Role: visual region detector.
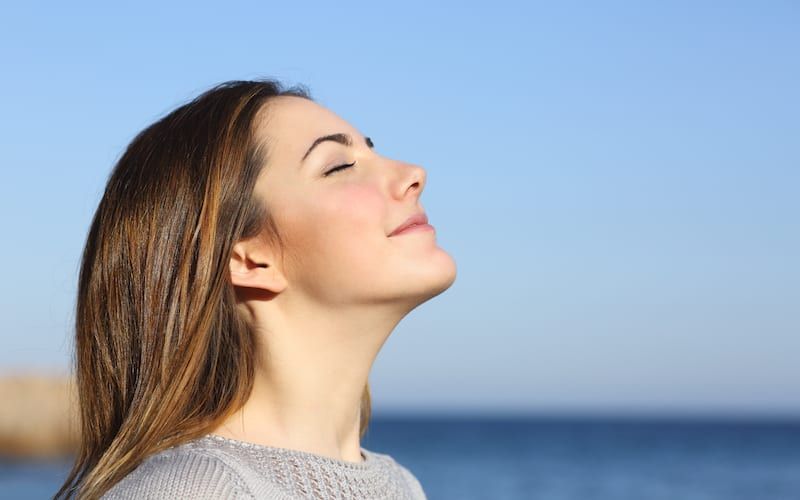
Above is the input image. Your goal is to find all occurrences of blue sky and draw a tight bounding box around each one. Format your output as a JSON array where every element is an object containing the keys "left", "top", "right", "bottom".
[{"left": 1, "top": 1, "right": 797, "bottom": 417}]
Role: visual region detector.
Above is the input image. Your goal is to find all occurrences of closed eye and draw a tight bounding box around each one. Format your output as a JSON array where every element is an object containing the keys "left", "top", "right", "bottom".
[{"left": 324, "top": 161, "right": 356, "bottom": 177}]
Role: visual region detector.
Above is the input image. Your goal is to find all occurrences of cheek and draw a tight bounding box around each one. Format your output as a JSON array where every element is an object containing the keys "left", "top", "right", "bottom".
[
  {"left": 321, "top": 184, "right": 385, "bottom": 234},
  {"left": 283, "top": 184, "right": 390, "bottom": 297},
  {"left": 283, "top": 184, "right": 387, "bottom": 266}
]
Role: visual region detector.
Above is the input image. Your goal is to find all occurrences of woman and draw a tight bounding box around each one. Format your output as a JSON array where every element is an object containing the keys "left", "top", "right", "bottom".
[{"left": 55, "top": 79, "right": 457, "bottom": 499}]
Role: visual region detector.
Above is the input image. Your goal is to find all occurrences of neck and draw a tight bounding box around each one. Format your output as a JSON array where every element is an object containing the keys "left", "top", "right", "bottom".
[{"left": 211, "top": 297, "right": 409, "bottom": 463}]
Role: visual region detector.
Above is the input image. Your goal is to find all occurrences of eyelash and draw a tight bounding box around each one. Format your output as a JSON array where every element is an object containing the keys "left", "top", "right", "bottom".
[
  {"left": 322, "top": 137, "right": 374, "bottom": 177},
  {"left": 324, "top": 161, "right": 356, "bottom": 177}
]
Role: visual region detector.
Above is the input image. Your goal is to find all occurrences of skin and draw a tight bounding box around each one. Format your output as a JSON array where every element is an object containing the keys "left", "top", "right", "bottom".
[{"left": 210, "top": 96, "right": 457, "bottom": 463}]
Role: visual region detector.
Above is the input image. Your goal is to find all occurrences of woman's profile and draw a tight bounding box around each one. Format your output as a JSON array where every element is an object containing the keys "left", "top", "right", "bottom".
[{"left": 54, "top": 79, "right": 457, "bottom": 499}]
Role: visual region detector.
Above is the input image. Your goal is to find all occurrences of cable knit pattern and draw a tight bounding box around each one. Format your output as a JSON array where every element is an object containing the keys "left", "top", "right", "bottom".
[{"left": 102, "top": 434, "right": 427, "bottom": 499}]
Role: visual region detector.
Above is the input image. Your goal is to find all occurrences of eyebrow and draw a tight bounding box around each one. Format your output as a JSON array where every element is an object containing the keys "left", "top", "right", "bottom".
[{"left": 301, "top": 133, "right": 374, "bottom": 162}]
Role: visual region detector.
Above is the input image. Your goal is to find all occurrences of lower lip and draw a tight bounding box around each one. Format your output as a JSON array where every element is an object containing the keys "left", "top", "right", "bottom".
[{"left": 390, "top": 223, "right": 435, "bottom": 236}]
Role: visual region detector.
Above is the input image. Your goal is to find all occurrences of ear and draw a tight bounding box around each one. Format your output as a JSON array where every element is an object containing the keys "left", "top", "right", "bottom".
[{"left": 229, "top": 239, "right": 288, "bottom": 293}]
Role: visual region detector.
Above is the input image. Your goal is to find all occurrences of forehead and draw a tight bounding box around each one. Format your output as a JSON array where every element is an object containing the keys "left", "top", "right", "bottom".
[{"left": 256, "top": 96, "right": 355, "bottom": 158}]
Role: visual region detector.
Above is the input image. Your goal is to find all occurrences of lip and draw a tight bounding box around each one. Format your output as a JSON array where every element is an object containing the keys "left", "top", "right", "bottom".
[{"left": 389, "top": 213, "right": 431, "bottom": 237}]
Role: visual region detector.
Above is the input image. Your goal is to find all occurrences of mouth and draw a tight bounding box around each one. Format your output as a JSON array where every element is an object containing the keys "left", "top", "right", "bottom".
[{"left": 389, "top": 212, "right": 432, "bottom": 237}]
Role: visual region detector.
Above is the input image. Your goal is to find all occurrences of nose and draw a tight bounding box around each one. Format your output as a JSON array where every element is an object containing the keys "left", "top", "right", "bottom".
[{"left": 391, "top": 160, "right": 427, "bottom": 201}]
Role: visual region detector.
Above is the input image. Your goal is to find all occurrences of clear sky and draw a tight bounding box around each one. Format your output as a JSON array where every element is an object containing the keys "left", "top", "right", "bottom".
[{"left": 1, "top": 1, "right": 797, "bottom": 417}]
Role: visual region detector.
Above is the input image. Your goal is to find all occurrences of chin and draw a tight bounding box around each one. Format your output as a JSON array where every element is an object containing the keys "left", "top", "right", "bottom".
[{"left": 410, "top": 254, "right": 458, "bottom": 301}]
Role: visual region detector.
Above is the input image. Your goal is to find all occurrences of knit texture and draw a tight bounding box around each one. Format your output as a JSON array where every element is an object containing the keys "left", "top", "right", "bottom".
[{"left": 101, "top": 434, "right": 427, "bottom": 499}]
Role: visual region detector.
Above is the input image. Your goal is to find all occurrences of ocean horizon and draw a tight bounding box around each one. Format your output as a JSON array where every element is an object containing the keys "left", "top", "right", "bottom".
[{"left": 3, "top": 414, "right": 799, "bottom": 499}]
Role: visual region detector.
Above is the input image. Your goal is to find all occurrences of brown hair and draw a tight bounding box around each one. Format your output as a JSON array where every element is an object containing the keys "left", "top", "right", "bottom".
[{"left": 55, "top": 79, "right": 372, "bottom": 499}]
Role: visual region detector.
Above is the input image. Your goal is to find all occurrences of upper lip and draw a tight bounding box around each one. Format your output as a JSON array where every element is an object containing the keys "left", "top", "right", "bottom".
[{"left": 389, "top": 212, "right": 429, "bottom": 236}]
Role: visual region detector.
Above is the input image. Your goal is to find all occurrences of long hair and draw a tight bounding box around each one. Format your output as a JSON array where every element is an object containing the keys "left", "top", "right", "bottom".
[{"left": 55, "top": 79, "right": 373, "bottom": 499}]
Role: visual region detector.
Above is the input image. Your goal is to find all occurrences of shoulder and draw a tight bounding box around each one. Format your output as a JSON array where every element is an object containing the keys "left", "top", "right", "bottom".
[
  {"left": 395, "top": 462, "right": 427, "bottom": 499},
  {"left": 366, "top": 449, "right": 428, "bottom": 500},
  {"left": 101, "top": 445, "right": 255, "bottom": 500}
]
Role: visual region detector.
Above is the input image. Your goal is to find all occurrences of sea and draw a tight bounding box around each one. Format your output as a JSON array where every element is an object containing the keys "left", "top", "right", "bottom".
[{"left": 2, "top": 416, "right": 799, "bottom": 499}]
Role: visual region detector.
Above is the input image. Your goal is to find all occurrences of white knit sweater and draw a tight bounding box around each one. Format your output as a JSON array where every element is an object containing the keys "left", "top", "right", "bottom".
[{"left": 101, "top": 434, "right": 427, "bottom": 499}]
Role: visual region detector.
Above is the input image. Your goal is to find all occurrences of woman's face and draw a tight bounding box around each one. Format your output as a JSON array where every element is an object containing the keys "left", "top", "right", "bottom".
[{"left": 251, "top": 96, "right": 456, "bottom": 310}]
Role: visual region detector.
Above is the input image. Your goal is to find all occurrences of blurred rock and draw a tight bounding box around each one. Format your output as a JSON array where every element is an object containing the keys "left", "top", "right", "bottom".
[{"left": 0, "top": 372, "right": 79, "bottom": 459}]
